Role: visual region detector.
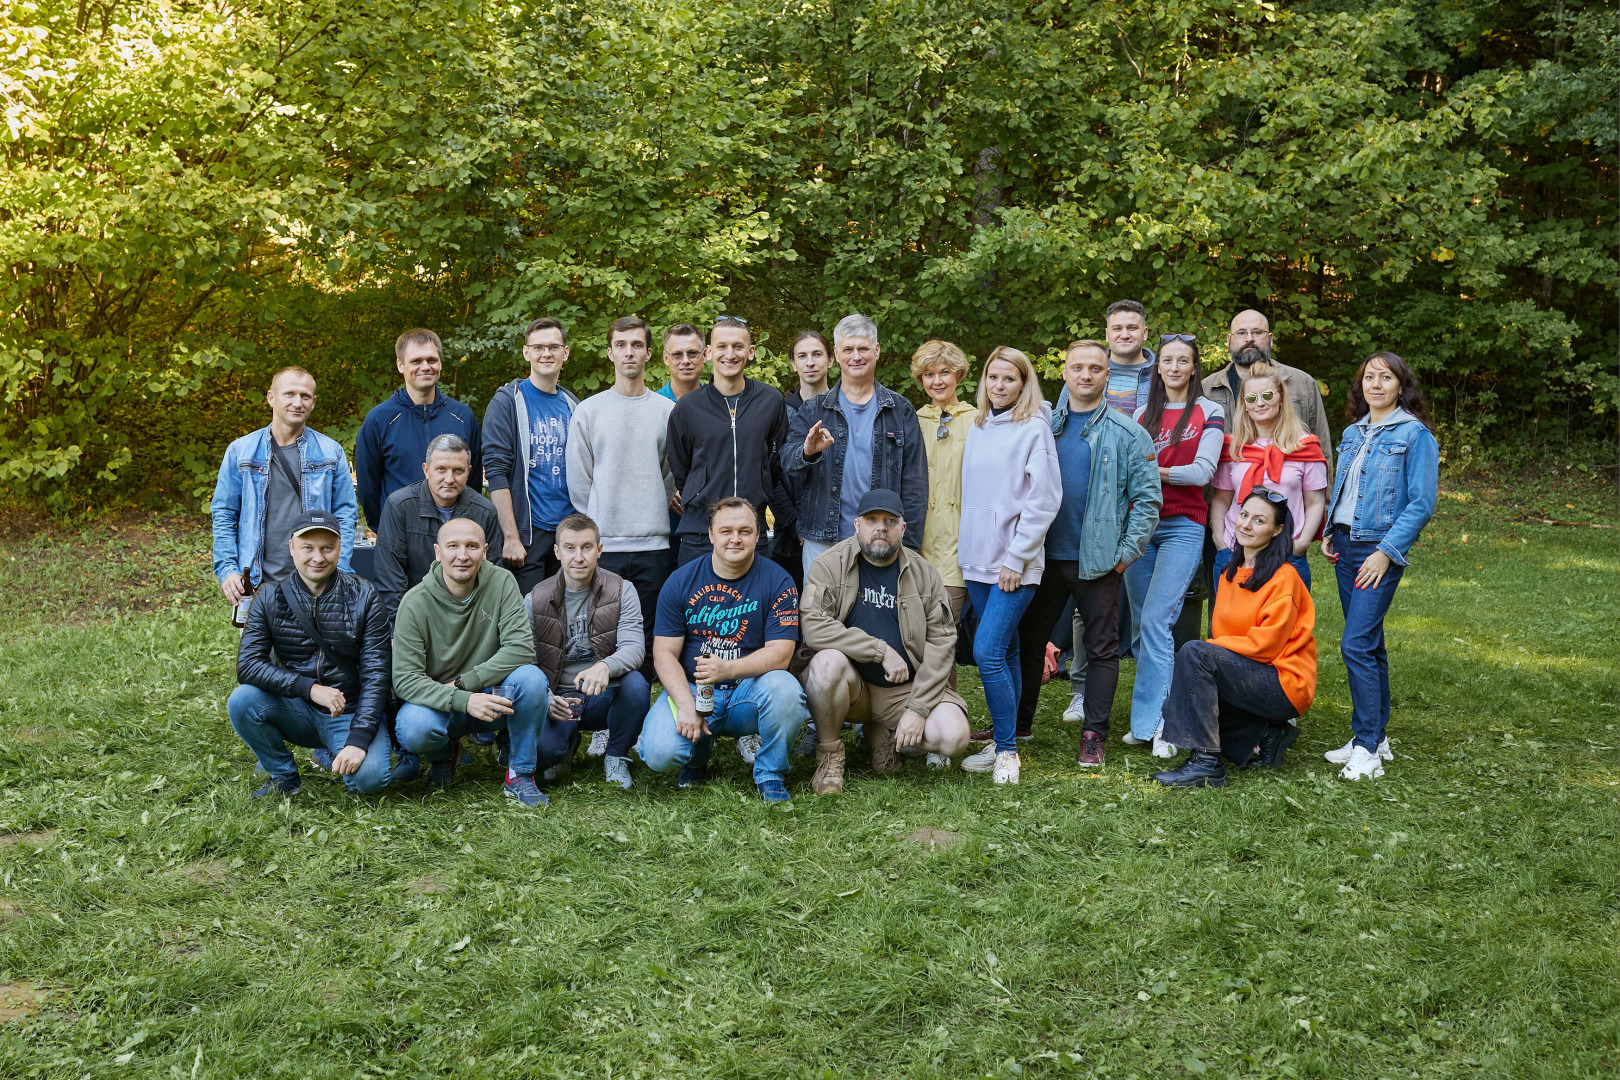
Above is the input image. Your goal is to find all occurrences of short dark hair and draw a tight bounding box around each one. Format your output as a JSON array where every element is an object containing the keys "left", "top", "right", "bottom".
[
  {"left": 663, "top": 323, "right": 704, "bottom": 350},
  {"left": 555, "top": 513, "right": 600, "bottom": 541},
  {"left": 394, "top": 328, "right": 442, "bottom": 362},
  {"left": 524, "top": 317, "right": 567, "bottom": 345},
  {"left": 608, "top": 316, "right": 651, "bottom": 349},
  {"left": 1106, "top": 299, "right": 1146, "bottom": 321},
  {"left": 707, "top": 496, "right": 757, "bottom": 526}
]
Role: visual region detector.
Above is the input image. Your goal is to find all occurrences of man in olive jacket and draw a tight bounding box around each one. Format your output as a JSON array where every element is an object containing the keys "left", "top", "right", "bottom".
[{"left": 799, "top": 489, "right": 970, "bottom": 794}]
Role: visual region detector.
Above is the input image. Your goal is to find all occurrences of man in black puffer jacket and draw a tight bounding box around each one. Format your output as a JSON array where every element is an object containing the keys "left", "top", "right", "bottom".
[{"left": 228, "top": 510, "right": 393, "bottom": 798}]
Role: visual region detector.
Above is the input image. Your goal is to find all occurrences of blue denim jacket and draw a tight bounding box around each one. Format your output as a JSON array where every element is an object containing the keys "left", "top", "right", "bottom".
[
  {"left": 210, "top": 426, "right": 357, "bottom": 586},
  {"left": 1324, "top": 412, "right": 1439, "bottom": 566},
  {"left": 1050, "top": 393, "right": 1162, "bottom": 580}
]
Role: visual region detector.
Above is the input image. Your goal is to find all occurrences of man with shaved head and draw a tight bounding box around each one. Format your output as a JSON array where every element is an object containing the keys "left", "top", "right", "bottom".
[
  {"left": 391, "top": 516, "right": 551, "bottom": 807},
  {"left": 1205, "top": 310, "right": 1333, "bottom": 469}
]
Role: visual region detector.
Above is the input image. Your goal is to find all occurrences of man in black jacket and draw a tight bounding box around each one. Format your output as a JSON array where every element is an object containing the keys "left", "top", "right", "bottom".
[
  {"left": 374, "top": 434, "right": 502, "bottom": 621},
  {"left": 665, "top": 315, "right": 795, "bottom": 566},
  {"left": 227, "top": 510, "right": 393, "bottom": 798}
]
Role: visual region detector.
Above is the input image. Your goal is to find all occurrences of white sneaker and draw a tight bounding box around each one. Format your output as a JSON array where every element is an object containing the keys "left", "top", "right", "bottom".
[
  {"left": 586, "top": 729, "right": 609, "bottom": 757},
  {"left": 1339, "top": 745, "right": 1385, "bottom": 781},
  {"left": 1152, "top": 733, "right": 1177, "bottom": 759},
  {"left": 993, "top": 751, "right": 1021, "bottom": 784},
  {"left": 737, "top": 733, "right": 762, "bottom": 765},
  {"left": 1062, "top": 692, "right": 1086, "bottom": 722},
  {"left": 1324, "top": 737, "right": 1392, "bottom": 765},
  {"left": 1121, "top": 732, "right": 1148, "bottom": 746},
  {"left": 960, "top": 745, "right": 997, "bottom": 773},
  {"left": 926, "top": 752, "right": 951, "bottom": 771}
]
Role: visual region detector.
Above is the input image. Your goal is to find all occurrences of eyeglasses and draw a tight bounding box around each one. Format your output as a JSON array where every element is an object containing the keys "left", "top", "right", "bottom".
[
  {"left": 1231, "top": 329, "right": 1270, "bottom": 341},
  {"left": 714, "top": 315, "right": 749, "bottom": 327},
  {"left": 524, "top": 343, "right": 566, "bottom": 356},
  {"left": 1160, "top": 333, "right": 1196, "bottom": 344},
  {"left": 1243, "top": 390, "right": 1278, "bottom": 404},
  {"left": 1248, "top": 486, "right": 1289, "bottom": 506}
]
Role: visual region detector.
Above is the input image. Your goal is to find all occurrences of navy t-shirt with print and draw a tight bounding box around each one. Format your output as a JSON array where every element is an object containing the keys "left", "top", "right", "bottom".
[
  {"left": 517, "top": 379, "right": 575, "bottom": 531},
  {"left": 653, "top": 555, "right": 800, "bottom": 684},
  {"left": 849, "top": 556, "right": 910, "bottom": 686}
]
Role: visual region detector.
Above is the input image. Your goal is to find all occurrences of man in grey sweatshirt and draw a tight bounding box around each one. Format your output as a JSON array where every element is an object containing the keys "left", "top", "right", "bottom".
[{"left": 566, "top": 315, "right": 677, "bottom": 683}]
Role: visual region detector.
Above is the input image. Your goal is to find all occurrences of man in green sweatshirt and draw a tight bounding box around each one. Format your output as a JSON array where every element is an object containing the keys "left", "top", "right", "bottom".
[{"left": 392, "top": 517, "right": 550, "bottom": 807}]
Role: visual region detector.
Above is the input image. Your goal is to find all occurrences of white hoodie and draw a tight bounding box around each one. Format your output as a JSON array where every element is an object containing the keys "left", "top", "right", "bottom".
[{"left": 957, "top": 404, "right": 1063, "bottom": 586}]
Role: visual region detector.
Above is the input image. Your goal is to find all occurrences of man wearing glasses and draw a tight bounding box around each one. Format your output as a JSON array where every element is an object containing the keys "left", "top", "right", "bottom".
[
  {"left": 483, "top": 316, "right": 581, "bottom": 593},
  {"left": 1205, "top": 309, "right": 1334, "bottom": 470}
]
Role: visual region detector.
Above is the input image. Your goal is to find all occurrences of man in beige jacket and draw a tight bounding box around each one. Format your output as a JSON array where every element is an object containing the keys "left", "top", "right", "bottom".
[{"left": 799, "top": 489, "right": 972, "bottom": 794}]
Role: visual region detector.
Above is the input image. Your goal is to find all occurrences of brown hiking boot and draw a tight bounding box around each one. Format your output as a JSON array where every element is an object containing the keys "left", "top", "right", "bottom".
[
  {"left": 868, "top": 723, "right": 899, "bottom": 774},
  {"left": 812, "top": 742, "right": 846, "bottom": 794}
]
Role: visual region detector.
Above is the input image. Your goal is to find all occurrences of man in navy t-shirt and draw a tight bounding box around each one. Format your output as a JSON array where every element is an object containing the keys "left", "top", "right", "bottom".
[{"left": 637, "top": 497, "right": 806, "bottom": 802}]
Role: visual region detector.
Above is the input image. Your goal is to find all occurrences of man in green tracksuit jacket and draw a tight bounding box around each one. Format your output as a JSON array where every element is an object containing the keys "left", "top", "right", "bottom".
[{"left": 392, "top": 517, "right": 551, "bottom": 807}]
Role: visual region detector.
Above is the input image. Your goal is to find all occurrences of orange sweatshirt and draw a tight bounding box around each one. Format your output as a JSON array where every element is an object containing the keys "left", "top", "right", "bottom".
[{"left": 1210, "top": 562, "right": 1317, "bottom": 715}]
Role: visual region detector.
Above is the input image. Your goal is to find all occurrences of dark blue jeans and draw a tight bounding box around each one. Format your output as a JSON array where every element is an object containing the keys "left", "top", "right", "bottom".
[
  {"left": 1161, "top": 640, "right": 1297, "bottom": 761},
  {"left": 965, "top": 580, "right": 1037, "bottom": 753},
  {"left": 1331, "top": 526, "right": 1407, "bottom": 753},
  {"left": 537, "top": 671, "right": 652, "bottom": 768}
]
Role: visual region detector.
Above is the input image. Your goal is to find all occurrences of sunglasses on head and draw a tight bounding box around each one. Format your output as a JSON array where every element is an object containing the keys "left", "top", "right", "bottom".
[
  {"left": 1160, "top": 333, "right": 1197, "bottom": 344},
  {"left": 714, "top": 314, "right": 749, "bottom": 327},
  {"left": 1248, "top": 486, "right": 1289, "bottom": 506},
  {"left": 1243, "top": 389, "right": 1278, "bottom": 404}
]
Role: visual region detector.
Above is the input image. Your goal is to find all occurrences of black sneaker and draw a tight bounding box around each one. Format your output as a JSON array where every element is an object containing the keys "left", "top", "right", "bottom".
[
  {"left": 1153, "top": 750, "right": 1229, "bottom": 788},
  {"left": 470, "top": 730, "right": 497, "bottom": 746},
  {"left": 496, "top": 729, "right": 511, "bottom": 770},
  {"left": 1255, "top": 724, "right": 1300, "bottom": 770},
  {"left": 310, "top": 748, "right": 336, "bottom": 772},
  {"left": 427, "top": 738, "right": 461, "bottom": 791},
  {"left": 251, "top": 774, "right": 302, "bottom": 800},
  {"left": 678, "top": 764, "right": 709, "bottom": 789},
  {"left": 391, "top": 753, "right": 422, "bottom": 784}
]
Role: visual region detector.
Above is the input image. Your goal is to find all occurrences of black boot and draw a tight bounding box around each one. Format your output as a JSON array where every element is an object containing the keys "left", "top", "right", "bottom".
[
  {"left": 1154, "top": 749, "right": 1228, "bottom": 788},
  {"left": 1254, "top": 724, "right": 1299, "bottom": 769}
]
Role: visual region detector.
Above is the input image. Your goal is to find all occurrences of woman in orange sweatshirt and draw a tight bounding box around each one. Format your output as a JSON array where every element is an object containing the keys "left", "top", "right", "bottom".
[{"left": 1153, "top": 488, "right": 1316, "bottom": 788}]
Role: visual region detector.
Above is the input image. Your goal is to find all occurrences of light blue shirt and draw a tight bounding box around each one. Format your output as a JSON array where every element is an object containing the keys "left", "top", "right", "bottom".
[{"left": 837, "top": 387, "right": 878, "bottom": 538}]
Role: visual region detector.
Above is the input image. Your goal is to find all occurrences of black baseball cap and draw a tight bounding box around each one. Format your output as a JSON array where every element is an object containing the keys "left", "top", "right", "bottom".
[
  {"left": 290, "top": 510, "right": 342, "bottom": 538},
  {"left": 855, "top": 488, "right": 905, "bottom": 520}
]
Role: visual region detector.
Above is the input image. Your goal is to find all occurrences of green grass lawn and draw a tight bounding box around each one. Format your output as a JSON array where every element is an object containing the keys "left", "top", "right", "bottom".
[{"left": 0, "top": 475, "right": 1615, "bottom": 1078}]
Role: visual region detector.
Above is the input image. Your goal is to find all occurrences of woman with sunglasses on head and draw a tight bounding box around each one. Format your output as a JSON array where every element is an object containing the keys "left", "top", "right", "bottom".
[
  {"left": 1320, "top": 351, "right": 1439, "bottom": 781},
  {"left": 957, "top": 346, "right": 1062, "bottom": 784},
  {"left": 911, "top": 341, "right": 977, "bottom": 626},
  {"left": 1152, "top": 488, "right": 1315, "bottom": 787},
  {"left": 1123, "top": 334, "right": 1226, "bottom": 758},
  {"left": 1210, "top": 363, "right": 1327, "bottom": 587}
]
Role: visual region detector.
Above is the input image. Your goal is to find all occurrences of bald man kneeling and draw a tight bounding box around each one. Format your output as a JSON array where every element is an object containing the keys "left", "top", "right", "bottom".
[{"left": 392, "top": 518, "right": 551, "bottom": 807}]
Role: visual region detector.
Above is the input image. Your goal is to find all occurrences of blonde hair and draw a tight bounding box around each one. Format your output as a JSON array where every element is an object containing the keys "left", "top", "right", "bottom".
[
  {"left": 1228, "top": 363, "right": 1307, "bottom": 456},
  {"left": 974, "top": 346, "right": 1044, "bottom": 426},
  {"left": 1066, "top": 338, "right": 1108, "bottom": 358},
  {"left": 910, "top": 339, "right": 969, "bottom": 383}
]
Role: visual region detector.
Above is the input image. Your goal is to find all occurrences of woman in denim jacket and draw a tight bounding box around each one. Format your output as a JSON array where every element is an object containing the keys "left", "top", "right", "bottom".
[{"left": 1320, "top": 352, "right": 1439, "bottom": 781}]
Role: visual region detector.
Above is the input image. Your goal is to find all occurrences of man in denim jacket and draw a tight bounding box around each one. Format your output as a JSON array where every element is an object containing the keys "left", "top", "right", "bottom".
[{"left": 212, "top": 367, "right": 357, "bottom": 609}]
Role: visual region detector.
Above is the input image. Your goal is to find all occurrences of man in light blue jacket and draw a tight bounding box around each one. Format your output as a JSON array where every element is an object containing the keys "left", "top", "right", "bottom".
[
  {"left": 212, "top": 367, "right": 357, "bottom": 612},
  {"left": 1014, "top": 341, "right": 1161, "bottom": 767}
]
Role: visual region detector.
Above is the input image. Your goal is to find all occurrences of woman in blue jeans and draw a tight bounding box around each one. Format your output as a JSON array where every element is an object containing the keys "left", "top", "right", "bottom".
[
  {"left": 1124, "top": 336, "right": 1226, "bottom": 757},
  {"left": 1320, "top": 352, "right": 1439, "bottom": 781},
  {"left": 956, "top": 347, "right": 1062, "bottom": 784}
]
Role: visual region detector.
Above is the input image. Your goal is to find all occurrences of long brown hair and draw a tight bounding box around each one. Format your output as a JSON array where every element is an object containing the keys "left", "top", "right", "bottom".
[
  {"left": 1347, "top": 351, "right": 1433, "bottom": 428},
  {"left": 1140, "top": 338, "right": 1207, "bottom": 446}
]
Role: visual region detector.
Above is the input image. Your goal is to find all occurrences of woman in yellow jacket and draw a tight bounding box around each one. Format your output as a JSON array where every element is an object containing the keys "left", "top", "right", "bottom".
[{"left": 912, "top": 340, "right": 977, "bottom": 623}]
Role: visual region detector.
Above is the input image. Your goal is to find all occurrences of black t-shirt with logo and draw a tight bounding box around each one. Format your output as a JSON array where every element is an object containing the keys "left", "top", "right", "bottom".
[{"left": 849, "top": 556, "right": 911, "bottom": 686}]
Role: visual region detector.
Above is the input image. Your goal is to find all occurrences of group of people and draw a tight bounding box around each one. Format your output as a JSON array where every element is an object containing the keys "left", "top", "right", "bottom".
[{"left": 210, "top": 303, "right": 1439, "bottom": 804}]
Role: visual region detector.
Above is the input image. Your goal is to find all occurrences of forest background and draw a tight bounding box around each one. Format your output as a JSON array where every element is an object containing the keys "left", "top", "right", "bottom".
[{"left": 1, "top": 0, "right": 1614, "bottom": 514}]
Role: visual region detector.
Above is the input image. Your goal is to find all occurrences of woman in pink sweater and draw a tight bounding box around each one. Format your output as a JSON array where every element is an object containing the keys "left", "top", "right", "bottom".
[{"left": 957, "top": 346, "right": 1063, "bottom": 784}]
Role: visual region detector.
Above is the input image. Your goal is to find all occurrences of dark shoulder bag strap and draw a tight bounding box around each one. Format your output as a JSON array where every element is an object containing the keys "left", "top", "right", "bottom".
[{"left": 277, "top": 579, "right": 359, "bottom": 684}]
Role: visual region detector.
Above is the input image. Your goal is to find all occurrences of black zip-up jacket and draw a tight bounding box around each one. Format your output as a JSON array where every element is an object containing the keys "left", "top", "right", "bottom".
[
  {"left": 666, "top": 378, "right": 794, "bottom": 536},
  {"left": 373, "top": 479, "right": 504, "bottom": 621},
  {"left": 236, "top": 571, "right": 392, "bottom": 750},
  {"left": 782, "top": 383, "right": 928, "bottom": 550}
]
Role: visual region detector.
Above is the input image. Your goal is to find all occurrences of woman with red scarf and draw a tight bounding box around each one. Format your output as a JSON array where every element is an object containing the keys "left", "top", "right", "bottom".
[{"left": 1210, "top": 363, "right": 1327, "bottom": 587}]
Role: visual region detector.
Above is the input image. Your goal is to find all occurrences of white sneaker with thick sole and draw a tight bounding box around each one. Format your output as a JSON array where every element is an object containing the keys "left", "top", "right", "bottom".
[
  {"left": 993, "top": 751, "right": 1021, "bottom": 784},
  {"left": 960, "top": 745, "right": 996, "bottom": 773},
  {"left": 1152, "top": 720, "right": 1177, "bottom": 759},
  {"left": 1339, "top": 745, "right": 1386, "bottom": 781},
  {"left": 926, "top": 752, "right": 951, "bottom": 771},
  {"left": 1324, "top": 737, "right": 1392, "bottom": 764},
  {"left": 737, "top": 733, "right": 762, "bottom": 765},
  {"left": 586, "top": 729, "right": 609, "bottom": 757},
  {"left": 1121, "top": 732, "right": 1148, "bottom": 746},
  {"left": 1062, "top": 692, "right": 1086, "bottom": 722}
]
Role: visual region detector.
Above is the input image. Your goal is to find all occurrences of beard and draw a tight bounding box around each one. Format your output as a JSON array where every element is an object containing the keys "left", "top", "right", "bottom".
[
  {"left": 858, "top": 535, "right": 898, "bottom": 563},
  {"left": 1232, "top": 341, "right": 1271, "bottom": 367}
]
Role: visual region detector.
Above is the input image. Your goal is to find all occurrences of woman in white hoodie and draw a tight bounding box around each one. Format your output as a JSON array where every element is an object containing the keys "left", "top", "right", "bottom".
[{"left": 957, "top": 346, "right": 1063, "bottom": 784}]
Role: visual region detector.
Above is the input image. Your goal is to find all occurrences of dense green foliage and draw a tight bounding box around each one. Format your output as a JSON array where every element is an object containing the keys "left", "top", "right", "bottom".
[{"left": 1, "top": 0, "right": 1613, "bottom": 503}]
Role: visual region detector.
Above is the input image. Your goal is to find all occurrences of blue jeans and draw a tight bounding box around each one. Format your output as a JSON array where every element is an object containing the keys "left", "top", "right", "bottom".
[
  {"left": 636, "top": 670, "right": 806, "bottom": 786},
  {"left": 537, "top": 672, "right": 651, "bottom": 768},
  {"left": 394, "top": 664, "right": 547, "bottom": 777},
  {"left": 226, "top": 684, "right": 392, "bottom": 795},
  {"left": 1123, "top": 515, "right": 1207, "bottom": 740},
  {"left": 965, "top": 580, "right": 1037, "bottom": 753},
  {"left": 1212, "top": 546, "right": 1312, "bottom": 590},
  {"left": 1332, "top": 528, "right": 1406, "bottom": 753}
]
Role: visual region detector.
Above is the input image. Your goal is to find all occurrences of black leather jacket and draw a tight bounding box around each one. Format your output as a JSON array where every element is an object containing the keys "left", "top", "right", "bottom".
[{"left": 236, "top": 571, "right": 392, "bottom": 750}]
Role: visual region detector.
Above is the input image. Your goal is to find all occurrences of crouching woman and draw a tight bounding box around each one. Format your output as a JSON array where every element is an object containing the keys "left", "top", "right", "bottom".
[{"left": 1152, "top": 488, "right": 1315, "bottom": 788}]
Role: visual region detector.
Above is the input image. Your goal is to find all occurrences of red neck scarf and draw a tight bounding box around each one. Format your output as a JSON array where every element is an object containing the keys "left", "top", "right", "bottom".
[{"left": 1226, "top": 434, "right": 1325, "bottom": 506}]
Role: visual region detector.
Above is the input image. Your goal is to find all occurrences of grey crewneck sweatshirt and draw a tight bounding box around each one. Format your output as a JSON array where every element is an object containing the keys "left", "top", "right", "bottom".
[{"left": 565, "top": 387, "right": 677, "bottom": 551}]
